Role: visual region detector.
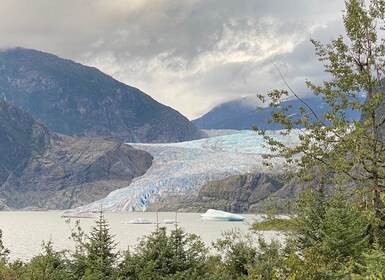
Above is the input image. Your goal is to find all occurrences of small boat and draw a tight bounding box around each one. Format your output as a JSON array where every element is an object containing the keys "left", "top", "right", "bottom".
[
  {"left": 163, "top": 219, "right": 176, "bottom": 224},
  {"left": 200, "top": 209, "right": 245, "bottom": 222},
  {"left": 60, "top": 211, "right": 95, "bottom": 219},
  {"left": 127, "top": 218, "right": 153, "bottom": 224}
]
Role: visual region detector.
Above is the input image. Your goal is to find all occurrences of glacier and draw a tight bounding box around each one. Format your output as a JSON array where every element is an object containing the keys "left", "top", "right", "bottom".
[{"left": 73, "top": 130, "right": 299, "bottom": 212}]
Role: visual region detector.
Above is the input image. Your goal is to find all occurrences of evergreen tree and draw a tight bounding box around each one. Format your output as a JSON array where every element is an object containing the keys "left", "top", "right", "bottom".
[
  {"left": 291, "top": 186, "right": 327, "bottom": 250},
  {"left": 119, "top": 226, "right": 208, "bottom": 279},
  {"left": 293, "top": 189, "right": 369, "bottom": 278},
  {"left": 319, "top": 190, "right": 369, "bottom": 262},
  {"left": 256, "top": 0, "right": 385, "bottom": 241},
  {"left": 85, "top": 210, "right": 118, "bottom": 279},
  {"left": 67, "top": 210, "right": 119, "bottom": 279}
]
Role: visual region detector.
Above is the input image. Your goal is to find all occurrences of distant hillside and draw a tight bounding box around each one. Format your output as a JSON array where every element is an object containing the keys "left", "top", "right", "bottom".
[
  {"left": 192, "top": 96, "right": 362, "bottom": 130},
  {"left": 0, "top": 98, "right": 153, "bottom": 210},
  {"left": 0, "top": 48, "right": 205, "bottom": 143}
]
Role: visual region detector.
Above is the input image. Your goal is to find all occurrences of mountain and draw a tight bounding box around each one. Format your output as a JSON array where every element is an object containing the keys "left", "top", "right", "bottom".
[
  {"left": 69, "top": 130, "right": 300, "bottom": 213},
  {"left": 192, "top": 96, "right": 362, "bottom": 130},
  {"left": 146, "top": 173, "right": 288, "bottom": 213},
  {"left": 0, "top": 48, "right": 205, "bottom": 143},
  {"left": 0, "top": 98, "right": 153, "bottom": 210},
  {"left": 192, "top": 97, "right": 260, "bottom": 130}
]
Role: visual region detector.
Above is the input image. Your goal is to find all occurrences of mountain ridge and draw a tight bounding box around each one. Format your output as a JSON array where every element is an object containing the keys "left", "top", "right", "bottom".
[
  {"left": 192, "top": 95, "right": 362, "bottom": 130},
  {"left": 0, "top": 98, "right": 153, "bottom": 210},
  {"left": 0, "top": 47, "right": 205, "bottom": 143}
]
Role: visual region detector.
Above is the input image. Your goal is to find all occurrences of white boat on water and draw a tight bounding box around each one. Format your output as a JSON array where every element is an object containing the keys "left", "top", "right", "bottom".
[
  {"left": 163, "top": 219, "right": 176, "bottom": 224},
  {"left": 60, "top": 211, "right": 95, "bottom": 219},
  {"left": 200, "top": 209, "right": 245, "bottom": 222},
  {"left": 127, "top": 218, "right": 153, "bottom": 224}
]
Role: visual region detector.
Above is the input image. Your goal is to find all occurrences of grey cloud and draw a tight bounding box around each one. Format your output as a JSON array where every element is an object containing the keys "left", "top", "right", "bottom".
[
  {"left": 0, "top": 0, "right": 347, "bottom": 119},
  {"left": 267, "top": 19, "right": 346, "bottom": 94}
]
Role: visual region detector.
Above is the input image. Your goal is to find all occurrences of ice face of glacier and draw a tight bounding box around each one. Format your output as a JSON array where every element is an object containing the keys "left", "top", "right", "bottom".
[{"left": 74, "top": 130, "right": 299, "bottom": 212}]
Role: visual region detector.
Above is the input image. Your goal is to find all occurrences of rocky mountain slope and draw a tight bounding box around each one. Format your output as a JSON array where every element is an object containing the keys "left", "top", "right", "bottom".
[
  {"left": 146, "top": 173, "right": 288, "bottom": 213},
  {"left": 0, "top": 99, "right": 153, "bottom": 210},
  {"left": 192, "top": 96, "right": 362, "bottom": 130},
  {"left": 0, "top": 48, "right": 205, "bottom": 143}
]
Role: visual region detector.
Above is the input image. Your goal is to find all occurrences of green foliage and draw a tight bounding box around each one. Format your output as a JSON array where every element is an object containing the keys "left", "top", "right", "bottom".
[
  {"left": 285, "top": 186, "right": 327, "bottom": 251},
  {"left": 212, "top": 229, "right": 258, "bottom": 278},
  {"left": 248, "top": 188, "right": 371, "bottom": 279},
  {"left": 214, "top": 188, "right": 371, "bottom": 279},
  {"left": 353, "top": 243, "right": 385, "bottom": 279},
  {"left": 278, "top": 244, "right": 354, "bottom": 279},
  {"left": 1, "top": 260, "right": 25, "bottom": 280},
  {"left": 249, "top": 238, "right": 285, "bottom": 280},
  {"left": 294, "top": 188, "right": 369, "bottom": 261},
  {"left": 66, "top": 210, "right": 119, "bottom": 279},
  {"left": 251, "top": 217, "right": 296, "bottom": 232},
  {"left": 0, "top": 230, "right": 10, "bottom": 264},
  {"left": 86, "top": 211, "right": 118, "bottom": 277},
  {"left": 0, "top": 199, "right": 376, "bottom": 280},
  {"left": 3, "top": 2, "right": 385, "bottom": 278},
  {"left": 255, "top": 189, "right": 371, "bottom": 279},
  {"left": 256, "top": 0, "right": 385, "bottom": 242},
  {"left": 319, "top": 191, "right": 369, "bottom": 261},
  {"left": 18, "top": 240, "right": 69, "bottom": 280},
  {"left": 211, "top": 229, "right": 285, "bottom": 280},
  {"left": 254, "top": 0, "right": 385, "bottom": 273},
  {"left": 119, "top": 226, "right": 209, "bottom": 279}
]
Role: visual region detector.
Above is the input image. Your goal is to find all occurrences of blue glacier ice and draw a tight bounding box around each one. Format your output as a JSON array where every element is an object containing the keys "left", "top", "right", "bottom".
[{"left": 74, "top": 130, "right": 299, "bottom": 212}]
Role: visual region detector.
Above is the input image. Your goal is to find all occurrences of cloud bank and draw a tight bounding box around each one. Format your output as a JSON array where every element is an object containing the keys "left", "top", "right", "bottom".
[{"left": 0, "top": 0, "right": 346, "bottom": 119}]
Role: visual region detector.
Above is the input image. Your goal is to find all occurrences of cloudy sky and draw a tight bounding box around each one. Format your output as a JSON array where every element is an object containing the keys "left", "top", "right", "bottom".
[{"left": 0, "top": 0, "right": 346, "bottom": 119}]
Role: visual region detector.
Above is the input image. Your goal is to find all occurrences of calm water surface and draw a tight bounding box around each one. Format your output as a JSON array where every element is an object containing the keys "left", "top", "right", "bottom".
[{"left": 0, "top": 211, "right": 282, "bottom": 261}]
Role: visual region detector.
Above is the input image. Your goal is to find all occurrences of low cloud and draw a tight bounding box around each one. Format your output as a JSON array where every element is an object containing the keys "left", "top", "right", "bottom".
[{"left": 0, "top": 0, "right": 346, "bottom": 119}]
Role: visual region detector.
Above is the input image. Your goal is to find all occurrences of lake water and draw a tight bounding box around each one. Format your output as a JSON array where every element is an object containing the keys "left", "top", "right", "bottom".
[{"left": 0, "top": 211, "right": 283, "bottom": 261}]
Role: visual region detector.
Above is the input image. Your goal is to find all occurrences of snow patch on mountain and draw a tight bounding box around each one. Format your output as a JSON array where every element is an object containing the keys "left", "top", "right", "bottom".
[{"left": 74, "top": 130, "right": 299, "bottom": 212}]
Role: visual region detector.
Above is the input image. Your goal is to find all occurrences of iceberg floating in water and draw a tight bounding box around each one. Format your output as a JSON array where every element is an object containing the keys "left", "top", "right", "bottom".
[
  {"left": 200, "top": 209, "right": 245, "bottom": 221},
  {"left": 74, "top": 130, "right": 299, "bottom": 212}
]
